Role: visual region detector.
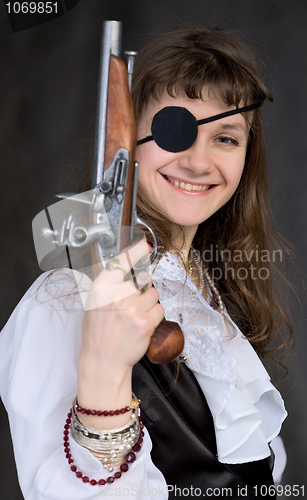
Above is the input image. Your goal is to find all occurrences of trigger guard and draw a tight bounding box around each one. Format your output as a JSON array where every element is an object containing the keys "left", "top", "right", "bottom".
[{"left": 133, "top": 215, "right": 158, "bottom": 272}]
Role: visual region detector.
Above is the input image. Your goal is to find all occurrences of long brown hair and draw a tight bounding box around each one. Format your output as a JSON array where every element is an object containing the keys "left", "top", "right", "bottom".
[{"left": 131, "top": 25, "right": 294, "bottom": 371}]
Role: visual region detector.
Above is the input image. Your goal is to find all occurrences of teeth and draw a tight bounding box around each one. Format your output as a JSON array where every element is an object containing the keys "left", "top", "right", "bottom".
[{"left": 172, "top": 179, "right": 210, "bottom": 191}]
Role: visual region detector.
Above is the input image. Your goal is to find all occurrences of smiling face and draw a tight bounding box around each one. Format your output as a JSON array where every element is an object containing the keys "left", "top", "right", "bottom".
[{"left": 135, "top": 91, "right": 249, "bottom": 239}]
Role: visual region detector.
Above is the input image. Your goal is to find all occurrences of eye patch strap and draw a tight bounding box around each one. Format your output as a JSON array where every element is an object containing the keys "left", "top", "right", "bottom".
[
  {"left": 137, "top": 101, "right": 264, "bottom": 146},
  {"left": 196, "top": 101, "right": 264, "bottom": 126}
]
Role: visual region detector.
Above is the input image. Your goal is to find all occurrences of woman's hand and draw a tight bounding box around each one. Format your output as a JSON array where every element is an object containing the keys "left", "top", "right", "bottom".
[{"left": 77, "top": 240, "right": 164, "bottom": 429}]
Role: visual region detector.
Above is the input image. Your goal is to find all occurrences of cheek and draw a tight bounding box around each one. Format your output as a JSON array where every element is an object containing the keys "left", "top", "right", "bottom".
[
  {"left": 135, "top": 143, "right": 156, "bottom": 170},
  {"left": 135, "top": 146, "right": 159, "bottom": 195},
  {"left": 137, "top": 168, "right": 150, "bottom": 195},
  {"left": 135, "top": 149, "right": 152, "bottom": 188},
  {"left": 225, "top": 153, "right": 246, "bottom": 189},
  {"left": 217, "top": 165, "right": 244, "bottom": 210},
  {"left": 135, "top": 144, "right": 170, "bottom": 181},
  {"left": 233, "top": 165, "right": 245, "bottom": 189},
  {"left": 135, "top": 148, "right": 149, "bottom": 191}
]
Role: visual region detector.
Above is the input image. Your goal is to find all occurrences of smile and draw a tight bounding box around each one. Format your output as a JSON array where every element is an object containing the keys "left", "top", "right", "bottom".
[{"left": 163, "top": 175, "right": 213, "bottom": 192}]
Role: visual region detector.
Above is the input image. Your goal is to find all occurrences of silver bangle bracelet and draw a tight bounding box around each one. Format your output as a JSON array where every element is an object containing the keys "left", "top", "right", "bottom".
[{"left": 70, "top": 398, "right": 140, "bottom": 470}]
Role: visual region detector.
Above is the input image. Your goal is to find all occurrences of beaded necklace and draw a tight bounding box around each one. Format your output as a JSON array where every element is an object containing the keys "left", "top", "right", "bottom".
[
  {"left": 187, "top": 248, "right": 205, "bottom": 294},
  {"left": 188, "top": 247, "right": 224, "bottom": 316}
]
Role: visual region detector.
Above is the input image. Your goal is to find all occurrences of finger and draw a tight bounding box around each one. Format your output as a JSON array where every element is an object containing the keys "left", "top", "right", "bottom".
[
  {"left": 95, "top": 240, "right": 152, "bottom": 286},
  {"left": 145, "top": 302, "right": 165, "bottom": 331},
  {"left": 135, "top": 272, "right": 152, "bottom": 293},
  {"left": 85, "top": 280, "right": 140, "bottom": 311},
  {"left": 130, "top": 284, "right": 158, "bottom": 312},
  {"left": 113, "top": 239, "right": 152, "bottom": 274}
]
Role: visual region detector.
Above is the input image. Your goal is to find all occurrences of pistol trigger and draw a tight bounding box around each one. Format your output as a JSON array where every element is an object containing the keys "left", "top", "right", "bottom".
[{"left": 104, "top": 196, "right": 113, "bottom": 212}]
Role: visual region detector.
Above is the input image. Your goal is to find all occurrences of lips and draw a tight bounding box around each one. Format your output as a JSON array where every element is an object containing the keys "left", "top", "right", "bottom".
[{"left": 163, "top": 174, "right": 214, "bottom": 192}]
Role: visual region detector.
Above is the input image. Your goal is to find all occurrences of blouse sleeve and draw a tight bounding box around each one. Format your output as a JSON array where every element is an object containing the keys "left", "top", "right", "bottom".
[{"left": 0, "top": 270, "right": 168, "bottom": 499}]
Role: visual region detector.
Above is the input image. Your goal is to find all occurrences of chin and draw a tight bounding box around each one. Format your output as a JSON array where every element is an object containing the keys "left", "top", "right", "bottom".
[{"left": 163, "top": 212, "right": 210, "bottom": 227}]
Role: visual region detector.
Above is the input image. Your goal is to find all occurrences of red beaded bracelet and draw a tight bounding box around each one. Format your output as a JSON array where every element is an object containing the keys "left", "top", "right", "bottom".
[
  {"left": 75, "top": 396, "right": 138, "bottom": 417},
  {"left": 64, "top": 408, "right": 144, "bottom": 486}
]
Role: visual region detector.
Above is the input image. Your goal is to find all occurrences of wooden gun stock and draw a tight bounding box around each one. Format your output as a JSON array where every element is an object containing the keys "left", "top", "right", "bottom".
[
  {"left": 102, "top": 55, "right": 184, "bottom": 364},
  {"left": 147, "top": 320, "right": 184, "bottom": 364},
  {"left": 105, "top": 55, "right": 136, "bottom": 245}
]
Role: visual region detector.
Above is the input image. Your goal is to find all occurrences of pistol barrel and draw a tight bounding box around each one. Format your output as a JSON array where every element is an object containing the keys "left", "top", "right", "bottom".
[{"left": 92, "top": 21, "right": 122, "bottom": 189}]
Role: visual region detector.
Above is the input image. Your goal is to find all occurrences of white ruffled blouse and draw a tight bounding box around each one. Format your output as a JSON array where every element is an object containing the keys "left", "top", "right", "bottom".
[
  {"left": 0, "top": 252, "right": 287, "bottom": 499},
  {"left": 150, "top": 252, "right": 287, "bottom": 465}
]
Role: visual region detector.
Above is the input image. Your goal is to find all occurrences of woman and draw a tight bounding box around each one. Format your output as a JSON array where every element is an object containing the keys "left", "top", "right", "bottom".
[{"left": 0, "top": 25, "right": 291, "bottom": 499}]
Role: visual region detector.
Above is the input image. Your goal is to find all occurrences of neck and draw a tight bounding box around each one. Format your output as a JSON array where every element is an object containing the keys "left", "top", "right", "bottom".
[{"left": 170, "top": 224, "right": 199, "bottom": 264}]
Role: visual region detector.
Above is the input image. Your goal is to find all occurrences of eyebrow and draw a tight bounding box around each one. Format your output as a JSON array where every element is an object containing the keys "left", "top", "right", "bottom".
[{"left": 214, "top": 122, "right": 248, "bottom": 134}]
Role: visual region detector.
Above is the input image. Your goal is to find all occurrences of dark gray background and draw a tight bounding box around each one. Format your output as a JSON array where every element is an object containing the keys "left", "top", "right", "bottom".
[{"left": 0, "top": 0, "right": 306, "bottom": 498}]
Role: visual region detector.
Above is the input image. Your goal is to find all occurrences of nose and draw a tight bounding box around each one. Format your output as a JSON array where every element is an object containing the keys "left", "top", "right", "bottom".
[{"left": 177, "top": 133, "right": 214, "bottom": 175}]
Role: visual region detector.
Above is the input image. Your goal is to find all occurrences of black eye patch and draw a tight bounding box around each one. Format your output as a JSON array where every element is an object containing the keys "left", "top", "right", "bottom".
[{"left": 137, "top": 102, "right": 264, "bottom": 153}]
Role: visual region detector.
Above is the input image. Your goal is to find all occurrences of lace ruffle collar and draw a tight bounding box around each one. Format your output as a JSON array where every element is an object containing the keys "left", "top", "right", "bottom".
[{"left": 150, "top": 252, "right": 287, "bottom": 464}]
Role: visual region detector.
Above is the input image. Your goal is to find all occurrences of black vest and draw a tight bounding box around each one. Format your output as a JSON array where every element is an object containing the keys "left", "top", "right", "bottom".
[{"left": 133, "top": 357, "right": 276, "bottom": 500}]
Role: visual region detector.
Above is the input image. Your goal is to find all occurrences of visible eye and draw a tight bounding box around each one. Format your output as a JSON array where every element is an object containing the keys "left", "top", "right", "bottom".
[{"left": 216, "top": 136, "right": 239, "bottom": 146}]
